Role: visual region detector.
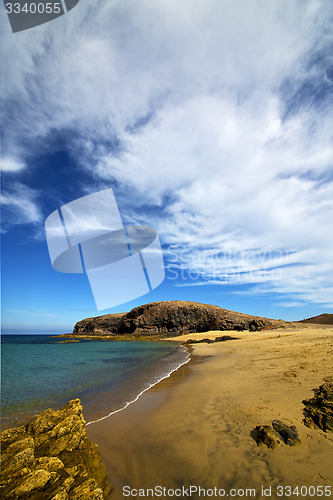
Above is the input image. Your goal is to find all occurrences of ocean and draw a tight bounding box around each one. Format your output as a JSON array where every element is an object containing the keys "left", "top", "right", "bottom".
[{"left": 1, "top": 335, "right": 190, "bottom": 429}]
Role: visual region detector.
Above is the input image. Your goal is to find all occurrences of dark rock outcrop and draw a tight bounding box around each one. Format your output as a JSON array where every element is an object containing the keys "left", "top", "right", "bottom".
[
  {"left": 299, "top": 314, "right": 333, "bottom": 325},
  {"left": 302, "top": 382, "right": 333, "bottom": 432},
  {"left": 185, "top": 335, "right": 240, "bottom": 344},
  {"left": 255, "top": 425, "right": 284, "bottom": 448},
  {"left": 254, "top": 420, "right": 301, "bottom": 448},
  {"left": 272, "top": 420, "right": 302, "bottom": 445},
  {"left": 0, "top": 399, "right": 111, "bottom": 499},
  {"left": 73, "top": 301, "right": 286, "bottom": 337},
  {"left": 73, "top": 313, "right": 126, "bottom": 335}
]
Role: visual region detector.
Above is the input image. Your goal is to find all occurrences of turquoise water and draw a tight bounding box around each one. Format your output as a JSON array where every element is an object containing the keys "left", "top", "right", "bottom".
[{"left": 1, "top": 335, "right": 189, "bottom": 429}]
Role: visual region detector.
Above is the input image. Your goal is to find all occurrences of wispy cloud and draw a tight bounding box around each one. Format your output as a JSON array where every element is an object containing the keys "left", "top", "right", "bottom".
[
  {"left": 1, "top": 0, "right": 333, "bottom": 305},
  {"left": 0, "top": 157, "right": 25, "bottom": 172},
  {"left": 274, "top": 302, "right": 307, "bottom": 308},
  {"left": 8, "top": 309, "right": 58, "bottom": 318},
  {"left": 1, "top": 183, "right": 42, "bottom": 226}
]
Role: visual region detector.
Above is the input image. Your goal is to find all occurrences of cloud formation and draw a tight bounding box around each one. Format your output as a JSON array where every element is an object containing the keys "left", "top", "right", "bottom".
[
  {"left": 1, "top": 0, "right": 333, "bottom": 306},
  {"left": 1, "top": 183, "right": 42, "bottom": 226},
  {"left": 1, "top": 157, "right": 25, "bottom": 172}
]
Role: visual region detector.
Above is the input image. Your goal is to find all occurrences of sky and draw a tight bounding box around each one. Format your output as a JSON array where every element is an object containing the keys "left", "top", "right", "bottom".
[{"left": 1, "top": 0, "right": 333, "bottom": 333}]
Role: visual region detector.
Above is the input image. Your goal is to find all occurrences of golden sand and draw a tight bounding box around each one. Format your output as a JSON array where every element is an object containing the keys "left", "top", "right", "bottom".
[{"left": 87, "top": 324, "right": 333, "bottom": 499}]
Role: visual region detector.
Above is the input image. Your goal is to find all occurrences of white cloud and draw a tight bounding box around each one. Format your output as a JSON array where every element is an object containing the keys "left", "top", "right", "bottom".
[
  {"left": 274, "top": 302, "right": 307, "bottom": 308},
  {"left": 1, "top": 183, "right": 42, "bottom": 225},
  {"left": 0, "top": 157, "right": 25, "bottom": 172},
  {"left": 1, "top": 0, "right": 333, "bottom": 305}
]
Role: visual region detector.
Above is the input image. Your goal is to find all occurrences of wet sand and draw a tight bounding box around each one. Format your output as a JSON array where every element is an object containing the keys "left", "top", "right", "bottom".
[{"left": 87, "top": 324, "right": 333, "bottom": 499}]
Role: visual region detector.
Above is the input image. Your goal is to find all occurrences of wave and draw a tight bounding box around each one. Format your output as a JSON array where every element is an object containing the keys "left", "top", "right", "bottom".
[{"left": 86, "top": 344, "right": 191, "bottom": 425}]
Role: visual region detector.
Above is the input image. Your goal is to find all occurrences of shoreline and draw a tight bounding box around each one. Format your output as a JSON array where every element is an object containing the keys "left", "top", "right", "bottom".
[
  {"left": 0, "top": 338, "right": 191, "bottom": 431},
  {"left": 87, "top": 324, "right": 333, "bottom": 499},
  {"left": 86, "top": 344, "right": 191, "bottom": 425}
]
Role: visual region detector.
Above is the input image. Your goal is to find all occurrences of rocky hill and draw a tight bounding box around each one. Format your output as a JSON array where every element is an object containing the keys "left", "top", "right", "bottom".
[
  {"left": 299, "top": 314, "right": 333, "bottom": 325},
  {"left": 73, "top": 301, "right": 287, "bottom": 337}
]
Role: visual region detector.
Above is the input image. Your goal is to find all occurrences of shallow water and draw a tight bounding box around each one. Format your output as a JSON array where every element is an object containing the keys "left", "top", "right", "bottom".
[{"left": 1, "top": 335, "right": 189, "bottom": 429}]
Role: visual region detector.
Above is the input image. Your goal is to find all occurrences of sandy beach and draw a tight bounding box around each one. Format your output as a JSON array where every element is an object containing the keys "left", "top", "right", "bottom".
[{"left": 87, "top": 324, "right": 333, "bottom": 499}]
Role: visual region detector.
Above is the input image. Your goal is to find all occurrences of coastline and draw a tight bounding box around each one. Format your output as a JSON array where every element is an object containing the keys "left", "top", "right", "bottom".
[
  {"left": 1, "top": 337, "right": 189, "bottom": 431},
  {"left": 87, "top": 324, "right": 333, "bottom": 499},
  {"left": 86, "top": 344, "right": 191, "bottom": 425}
]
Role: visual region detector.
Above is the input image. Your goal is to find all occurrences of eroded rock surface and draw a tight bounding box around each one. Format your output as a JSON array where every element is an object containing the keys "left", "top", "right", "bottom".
[
  {"left": 255, "top": 420, "right": 302, "bottom": 448},
  {"left": 73, "top": 313, "right": 125, "bottom": 335},
  {"left": 0, "top": 399, "right": 111, "bottom": 499},
  {"left": 255, "top": 425, "right": 285, "bottom": 448},
  {"left": 272, "top": 420, "right": 302, "bottom": 445},
  {"left": 302, "top": 382, "right": 333, "bottom": 432},
  {"left": 73, "top": 301, "right": 286, "bottom": 337}
]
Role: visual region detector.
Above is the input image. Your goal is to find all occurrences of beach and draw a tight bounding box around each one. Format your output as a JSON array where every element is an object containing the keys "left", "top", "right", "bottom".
[{"left": 87, "top": 324, "right": 333, "bottom": 499}]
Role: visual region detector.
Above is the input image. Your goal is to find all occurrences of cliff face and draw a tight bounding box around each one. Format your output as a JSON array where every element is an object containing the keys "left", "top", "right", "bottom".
[
  {"left": 0, "top": 399, "right": 111, "bottom": 499},
  {"left": 73, "top": 301, "right": 285, "bottom": 337},
  {"left": 73, "top": 313, "right": 125, "bottom": 335}
]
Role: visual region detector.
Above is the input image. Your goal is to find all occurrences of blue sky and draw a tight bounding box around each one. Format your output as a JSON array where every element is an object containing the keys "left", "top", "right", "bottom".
[{"left": 1, "top": 0, "right": 333, "bottom": 333}]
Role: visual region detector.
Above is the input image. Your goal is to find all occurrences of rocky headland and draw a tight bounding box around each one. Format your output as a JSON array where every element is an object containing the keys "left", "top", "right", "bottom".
[
  {"left": 0, "top": 399, "right": 111, "bottom": 499},
  {"left": 69, "top": 301, "right": 287, "bottom": 339}
]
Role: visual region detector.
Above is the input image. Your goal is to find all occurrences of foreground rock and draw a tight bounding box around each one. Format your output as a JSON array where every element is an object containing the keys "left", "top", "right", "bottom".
[
  {"left": 255, "top": 420, "right": 301, "bottom": 448},
  {"left": 272, "top": 420, "right": 302, "bottom": 445},
  {"left": 73, "top": 301, "right": 287, "bottom": 337},
  {"left": 0, "top": 399, "right": 111, "bottom": 499},
  {"left": 302, "top": 382, "right": 333, "bottom": 432},
  {"left": 255, "top": 425, "right": 284, "bottom": 448}
]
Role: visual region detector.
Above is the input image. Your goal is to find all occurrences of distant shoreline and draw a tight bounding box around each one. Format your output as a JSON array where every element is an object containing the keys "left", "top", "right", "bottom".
[{"left": 53, "top": 320, "right": 333, "bottom": 342}]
